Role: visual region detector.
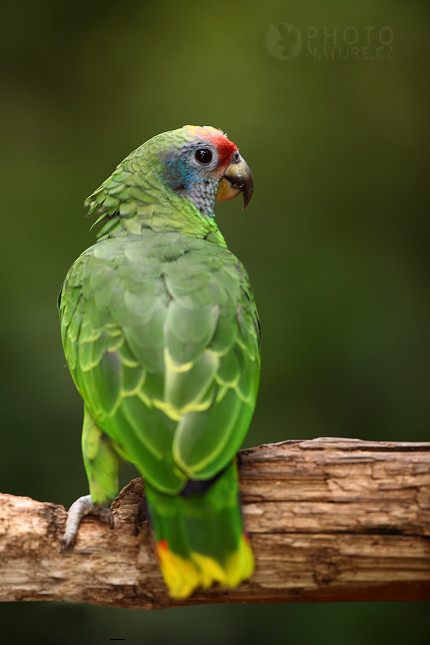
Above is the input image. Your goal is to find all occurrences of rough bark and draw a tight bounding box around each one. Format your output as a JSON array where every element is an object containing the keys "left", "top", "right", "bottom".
[{"left": 0, "top": 437, "right": 429, "bottom": 609}]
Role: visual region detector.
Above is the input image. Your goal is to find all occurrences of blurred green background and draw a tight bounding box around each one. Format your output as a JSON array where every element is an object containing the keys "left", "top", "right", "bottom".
[{"left": 1, "top": 0, "right": 429, "bottom": 643}]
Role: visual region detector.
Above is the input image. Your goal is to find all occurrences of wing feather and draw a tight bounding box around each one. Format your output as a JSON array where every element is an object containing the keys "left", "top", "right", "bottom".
[{"left": 60, "top": 230, "right": 260, "bottom": 493}]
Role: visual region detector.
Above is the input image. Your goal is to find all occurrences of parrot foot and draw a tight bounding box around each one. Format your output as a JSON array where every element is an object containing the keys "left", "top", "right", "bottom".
[{"left": 62, "top": 494, "right": 114, "bottom": 550}]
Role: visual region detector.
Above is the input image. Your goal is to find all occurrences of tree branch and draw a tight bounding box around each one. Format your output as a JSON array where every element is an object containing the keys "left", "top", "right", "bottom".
[{"left": 1, "top": 438, "right": 429, "bottom": 608}]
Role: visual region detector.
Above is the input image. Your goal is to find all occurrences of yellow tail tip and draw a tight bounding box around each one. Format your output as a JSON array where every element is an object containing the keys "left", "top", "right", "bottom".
[{"left": 156, "top": 534, "right": 254, "bottom": 599}]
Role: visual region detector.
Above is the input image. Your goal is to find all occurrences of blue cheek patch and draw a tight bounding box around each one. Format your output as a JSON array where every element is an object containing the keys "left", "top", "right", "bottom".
[
  {"left": 164, "top": 156, "right": 193, "bottom": 192},
  {"left": 162, "top": 151, "right": 217, "bottom": 218}
]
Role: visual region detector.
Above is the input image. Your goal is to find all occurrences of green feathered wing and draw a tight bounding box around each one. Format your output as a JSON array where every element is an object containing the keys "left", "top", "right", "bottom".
[{"left": 59, "top": 149, "right": 260, "bottom": 598}]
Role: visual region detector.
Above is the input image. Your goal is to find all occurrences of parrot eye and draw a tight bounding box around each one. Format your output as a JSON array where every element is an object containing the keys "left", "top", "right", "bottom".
[{"left": 194, "top": 148, "right": 213, "bottom": 164}]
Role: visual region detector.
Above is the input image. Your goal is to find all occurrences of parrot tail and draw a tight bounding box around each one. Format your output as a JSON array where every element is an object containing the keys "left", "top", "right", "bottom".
[{"left": 144, "top": 461, "right": 254, "bottom": 599}]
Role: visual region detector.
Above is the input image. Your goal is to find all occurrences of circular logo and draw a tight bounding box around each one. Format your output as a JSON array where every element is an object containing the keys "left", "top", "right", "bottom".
[{"left": 265, "top": 23, "right": 303, "bottom": 61}]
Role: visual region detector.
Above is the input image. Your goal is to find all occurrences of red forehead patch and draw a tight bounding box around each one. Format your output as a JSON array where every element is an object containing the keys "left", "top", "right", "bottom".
[
  {"left": 207, "top": 130, "right": 237, "bottom": 166},
  {"left": 188, "top": 126, "right": 237, "bottom": 167}
]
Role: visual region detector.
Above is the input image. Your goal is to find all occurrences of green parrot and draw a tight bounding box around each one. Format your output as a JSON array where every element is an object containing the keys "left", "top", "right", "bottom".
[{"left": 59, "top": 125, "right": 260, "bottom": 599}]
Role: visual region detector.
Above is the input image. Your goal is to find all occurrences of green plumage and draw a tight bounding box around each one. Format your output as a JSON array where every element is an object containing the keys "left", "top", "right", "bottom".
[{"left": 59, "top": 126, "right": 260, "bottom": 598}]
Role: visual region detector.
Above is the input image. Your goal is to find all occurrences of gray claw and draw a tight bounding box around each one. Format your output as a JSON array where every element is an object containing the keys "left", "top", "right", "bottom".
[{"left": 62, "top": 495, "right": 113, "bottom": 550}]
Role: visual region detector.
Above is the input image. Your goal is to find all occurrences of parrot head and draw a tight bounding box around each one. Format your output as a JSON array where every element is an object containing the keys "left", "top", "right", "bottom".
[
  {"left": 86, "top": 126, "right": 253, "bottom": 228},
  {"left": 153, "top": 125, "right": 254, "bottom": 218}
]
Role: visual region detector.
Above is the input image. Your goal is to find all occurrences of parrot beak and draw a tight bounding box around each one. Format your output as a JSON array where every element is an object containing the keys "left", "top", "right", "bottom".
[{"left": 216, "top": 153, "right": 254, "bottom": 210}]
